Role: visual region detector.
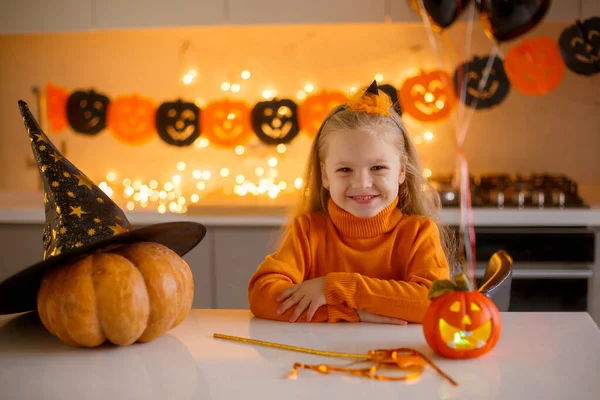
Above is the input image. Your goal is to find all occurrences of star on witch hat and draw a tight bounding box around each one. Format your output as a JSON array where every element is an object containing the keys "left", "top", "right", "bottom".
[{"left": 0, "top": 101, "right": 207, "bottom": 315}]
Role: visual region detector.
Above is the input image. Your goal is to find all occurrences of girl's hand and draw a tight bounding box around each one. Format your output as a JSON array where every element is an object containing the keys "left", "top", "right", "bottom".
[
  {"left": 276, "top": 277, "right": 326, "bottom": 322},
  {"left": 357, "top": 309, "right": 408, "bottom": 325}
]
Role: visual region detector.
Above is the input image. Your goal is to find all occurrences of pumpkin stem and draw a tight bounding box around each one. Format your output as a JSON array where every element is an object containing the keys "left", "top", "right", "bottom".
[{"left": 428, "top": 273, "right": 473, "bottom": 300}]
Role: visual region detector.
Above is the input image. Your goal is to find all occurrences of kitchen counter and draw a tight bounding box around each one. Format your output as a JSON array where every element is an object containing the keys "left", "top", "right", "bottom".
[
  {"left": 1, "top": 191, "right": 600, "bottom": 227},
  {"left": 0, "top": 309, "right": 599, "bottom": 400}
]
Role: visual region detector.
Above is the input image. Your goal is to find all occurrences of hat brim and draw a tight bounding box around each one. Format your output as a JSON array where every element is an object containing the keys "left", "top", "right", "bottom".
[{"left": 0, "top": 221, "right": 207, "bottom": 315}]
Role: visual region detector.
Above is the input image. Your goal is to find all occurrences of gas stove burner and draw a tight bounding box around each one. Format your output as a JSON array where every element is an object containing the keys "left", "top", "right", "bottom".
[{"left": 429, "top": 173, "right": 587, "bottom": 209}]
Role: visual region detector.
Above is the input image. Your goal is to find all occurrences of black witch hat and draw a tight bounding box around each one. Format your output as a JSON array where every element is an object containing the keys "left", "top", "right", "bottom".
[{"left": 0, "top": 101, "right": 207, "bottom": 314}]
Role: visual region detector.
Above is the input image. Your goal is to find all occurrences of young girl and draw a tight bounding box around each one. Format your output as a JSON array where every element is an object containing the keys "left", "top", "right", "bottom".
[{"left": 248, "top": 81, "right": 457, "bottom": 325}]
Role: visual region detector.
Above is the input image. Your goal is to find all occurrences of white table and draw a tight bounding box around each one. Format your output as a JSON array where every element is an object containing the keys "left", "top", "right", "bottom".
[{"left": 1, "top": 309, "right": 599, "bottom": 399}]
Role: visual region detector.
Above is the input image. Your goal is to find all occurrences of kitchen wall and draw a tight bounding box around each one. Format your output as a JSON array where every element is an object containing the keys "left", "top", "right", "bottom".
[{"left": 0, "top": 14, "right": 599, "bottom": 209}]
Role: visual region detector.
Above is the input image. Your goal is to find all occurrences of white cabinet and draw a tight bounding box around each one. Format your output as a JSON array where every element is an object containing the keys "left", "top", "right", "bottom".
[
  {"left": 0, "top": 0, "right": 92, "bottom": 35},
  {"left": 93, "top": 0, "right": 226, "bottom": 29},
  {"left": 228, "top": 0, "right": 386, "bottom": 25}
]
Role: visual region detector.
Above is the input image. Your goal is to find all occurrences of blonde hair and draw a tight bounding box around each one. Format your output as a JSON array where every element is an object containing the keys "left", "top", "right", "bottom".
[{"left": 289, "top": 105, "right": 459, "bottom": 273}]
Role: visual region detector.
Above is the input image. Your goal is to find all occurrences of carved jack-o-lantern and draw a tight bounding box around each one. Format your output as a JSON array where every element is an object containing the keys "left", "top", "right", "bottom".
[
  {"left": 155, "top": 99, "right": 200, "bottom": 147},
  {"left": 558, "top": 17, "right": 600, "bottom": 76},
  {"left": 399, "top": 70, "right": 455, "bottom": 122},
  {"left": 66, "top": 89, "right": 110, "bottom": 135},
  {"left": 298, "top": 91, "right": 348, "bottom": 138},
  {"left": 202, "top": 99, "right": 252, "bottom": 149},
  {"left": 423, "top": 274, "right": 502, "bottom": 359},
  {"left": 46, "top": 82, "right": 70, "bottom": 133},
  {"left": 505, "top": 37, "right": 566, "bottom": 96},
  {"left": 107, "top": 95, "right": 157, "bottom": 146},
  {"left": 251, "top": 99, "right": 300, "bottom": 145},
  {"left": 453, "top": 55, "right": 510, "bottom": 109}
]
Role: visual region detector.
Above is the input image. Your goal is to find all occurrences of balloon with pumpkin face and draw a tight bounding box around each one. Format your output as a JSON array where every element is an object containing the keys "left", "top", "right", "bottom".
[
  {"left": 107, "top": 95, "right": 157, "bottom": 146},
  {"left": 558, "top": 17, "right": 600, "bottom": 76},
  {"left": 46, "top": 82, "right": 70, "bottom": 133},
  {"left": 453, "top": 55, "right": 510, "bottom": 109},
  {"left": 66, "top": 89, "right": 110, "bottom": 135},
  {"left": 298, "top": 91, "right": 348, "bottom": 138},
  {"left": 399, "top": 70, "right": 455, "bottom": 122},
  {"left": 202, "top": 99, "right": 253, "bottom": 149},
  {"left": 251, "top": 99, "right": 300, "bottom": 145},
  {"left": 504, "top": 37, "right": 565, "bottom": 96},
  {"left": 423, "top": 273, "right": 502, "bottom": 359},
  {"left": 155, "top": 99, "right": 200, "bottom": 147}
]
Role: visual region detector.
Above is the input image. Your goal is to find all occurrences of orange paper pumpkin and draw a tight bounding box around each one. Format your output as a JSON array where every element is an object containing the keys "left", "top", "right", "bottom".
[
  {"left": 423, "top": 274, "right": 501, "bottom": 359},
  {"left": 107, "top": 95, "right": 157, "bottom": 145},
  {"left": 298, "top": 91, "right": 348, "bottom": 137},
  {"left": 399, "top": 70, "right": 455, "bottom": 122},
  {"left": 201, "top": 99, "right": 252, "bottom": 149},
  {"left": 504, "top": 37, "right": 566, "bottom": 96},
  {"left": 46, "top": 82, "right": 70, "bottom": 133}
]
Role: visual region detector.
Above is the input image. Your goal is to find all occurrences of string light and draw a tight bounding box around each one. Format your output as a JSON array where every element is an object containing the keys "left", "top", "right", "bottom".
[
  {"left": 268, "top": 157, "right": 278, "bottom": 167},
  {"left": 424, "top": 131, "right": 434, "bottom": 141},
  {"left": 235, "top": 145, "right": 245, "bottom": 155},
  {"left": 424, "top": 93, "right": 435, "bottom": 102},
  {"left": 375, "top": 73, "right": 384, "bottom": 82},
  {"left": 436, "top": 100, "right": 445, "bottom": 109},
  {"left": 294, "top": 177, "right": 303, "bottom": 189},
  {"left": 304, "top": 83, "right": 314, "bottom": 93},
  {"left": 276, "top": 144, "right": 286, "bottom": 154},
  {"left": 192, "top": 170, "right": 202, "bottom": 179},
  {"left": 182, "top": 69, "right": 197, "bottom": 85},
  {"left": 201, "top": 171, "right": 211, "bottom": 180},
  {"left": 172, "top": 174, "right": 182, "bottom": 185},
  {"left": 423, "top": 168, "right": 432, "bottom": 178},
  {"left": 262, "top": 90, "right": 273, "bottom": 99},
  {"left": 349, "top": 87, "right": 358, "bottom": 94},
  {"left": 176, "top": 162, "right": 186, "bottom": 171},
  {"left": 220, "top": 168, "right": 230, "bottom": 177},
  {"left": 221, "top": 82, "right": 231, "bottom": 91},
  {"left": 231, "top": 84, "right": 241, "bottom": 93},
  {"left": 235, "top": 174, "right": 245, "bottom": 184},
  {"left": 255, "top": 167, "right": 265, "bottom": 177},
  {"left": 296, "top": 90, "right": 307, "bottom": 100},
  {"left": 241, "top": 70, "right": 251, "bottom": 79},
  {"left": 106, "top": 172, "right": 116, "bottom": 182}
]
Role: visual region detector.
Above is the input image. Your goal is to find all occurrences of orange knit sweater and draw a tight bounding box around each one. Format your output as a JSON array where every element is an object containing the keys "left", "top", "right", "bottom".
[{"left": 247, "top": 197, "right": 450, "bottom": 323}]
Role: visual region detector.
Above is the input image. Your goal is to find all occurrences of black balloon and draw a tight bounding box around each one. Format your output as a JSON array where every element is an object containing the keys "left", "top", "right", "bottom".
[
  {"left": 251, "top": 99, "right": 300, "bottom": 145},
  {"left": 558, "top": 17, "right": 600, "bottom": 76},
  {"left": 155, "top": 99, "right": 201, "bottom": 147},
  {"left": 476, "top": 0, "right": 551, "bottom": 42},
  {"left": 453, "top": 55, "right": 510, "bottom": 109},
  {"left": 410, "top": 0, "right": 472, "bottom": 31},
  {"left": 66, "top": 90, "right": 109, "bottom": 135}
]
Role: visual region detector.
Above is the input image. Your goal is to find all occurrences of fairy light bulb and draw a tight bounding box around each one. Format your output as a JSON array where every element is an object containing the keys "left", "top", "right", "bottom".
[
  {"left": 236, "top": 174, "right": 245, "bottom": 184},
  {"left": 294, "top": 177, "right": 303, "bottom": 189},
  {"left": 164, "top": 182, "right": 174, "bottom": 191},
  {"left": 296, "top": 90, "right": 307, "bottom": 100},
  {"left": 172, "top": 175, "right": 182, "bottom": 185},
  {"left": 199, "top": 138, "right": 209, "bottom": 148},
  {"left": 231, "top": 84, "right": 241, "bottom": 93},
  {"left": 202, "top": 171, "right": 211, "bottom": 180},
  {"left": 127, "top": 202, "right": 135, "bottom": 211},
  {"left": 221, "top": 82, "right": 231, "bottom": 91},
  {"left": 424, "top": 93, "right": 435, "bottom": 102},
  {"left": 106, "top": 172, "right": 116, "bottom": 182},
  {"left": 241, "top": 70, "right": 251, "bottom": 79},
  {"left": 194, "top": 98, "right": 205, "bottom": 107},
  {"left": 255, "top": 167, "right": 265, "bottom": 177},
  {"left": 191, "top": 194, "right": 200, "bottom": 203},
  {"left": 220, "top": 168, "right": 230, "bottom": 177},
  {"left": 349, "top": 87, "right": 358, "bottom": 94},
  {"left": 424, "top": 131, "right": 434, "bottom": 141},
  {"left": 436, "top": 100, "right": 445, "bottom": 109},
  {"left": 123, "top": 178, "right": 132, "bottom": 187},
  {"left": 158, "top": 204, "right": 166, "bottom": 214},
  {"left": 304, "top": 83, "right": 314, "bottom": 93},
  {"left": 424, "top": 168, "right": 432, "bottom": 178},
  {"left": 149, "top": 180, "right": 158, "bottom": 189},
  {"left": 277, "top": 144, "right": 286, "bottom": 154},
  {"left": 268, "top": 157, "right": 278, "bottom": 167},
  {"left": 375, "top": 73, "right": 384, "bottom": 82},
  {"left": 262, "top": 89, "right": 273, "bottom": 99},
  {"left": 197, "top": 182, "right": 206, "bottom": 190},
  {"left": 192, "top": 170, "right": 202, "bottom": 179},
  {"left": 235, "top": 145, "right": 245, "bottom": 155},
  {"left": 176, "top": 162, "right": 186, "bottom": 171}
]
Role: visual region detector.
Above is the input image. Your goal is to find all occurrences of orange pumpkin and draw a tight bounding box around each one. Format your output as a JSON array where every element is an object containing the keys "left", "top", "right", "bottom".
[
  {"left": 298, "top": 91, "right": 348, "bottom": 137},
  {"left": 423, "top": 273, "right": 501, "bottom": 359},
  {"left": 201, "top": 99, "right": 252, "bottom": 149},
  {"left": 36, "top": 242, "right": 194, "bottom": 347},
  {"left": 399, "top": 70, "right": 455, "bottom": 122},
  {"left": 107, "top": 95, "right": 157, "bottom": 145},
  {"left": 45, "top": 82, "right": 70, "bottom": 133},
  {"left": 504, "top": 37, "right": 566, "bottom": 96}
]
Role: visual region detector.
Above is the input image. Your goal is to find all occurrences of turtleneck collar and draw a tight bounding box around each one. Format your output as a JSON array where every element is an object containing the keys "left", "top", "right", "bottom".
[{"left": 327, "top": 197, "right": 403, "bottom": 238}]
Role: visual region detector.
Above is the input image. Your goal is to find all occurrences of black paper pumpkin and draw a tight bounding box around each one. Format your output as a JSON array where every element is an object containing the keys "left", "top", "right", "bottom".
[
  {"left": 453, "top": 55, "right": 510, "bottom": 109},
  {"left": 558, "top": 17, "right": 600, "bottom": 76},
  {"left": 378, "top": 84, "right": 402, "bottom": 115},
  {"left": 155, "top": 99, "right": 201, "bottom": 147},
  {"left": 251, "top": 99, "right": 300, "bottom": 145},
  {"left": 66, "top": 90, "right": 110, "bottom": 135}
]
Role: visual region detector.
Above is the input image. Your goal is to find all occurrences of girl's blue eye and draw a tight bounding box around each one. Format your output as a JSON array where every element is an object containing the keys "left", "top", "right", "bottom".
[
  {"left": 372, "top": 166, "right": 386, "bottom": 171},
  {"left": 337, "top": 168, "right": 351, "bottom": 173}
]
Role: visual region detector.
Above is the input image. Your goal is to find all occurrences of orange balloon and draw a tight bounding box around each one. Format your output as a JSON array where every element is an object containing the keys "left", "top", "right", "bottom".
[
  {"left": 45, "top": 82, "right": 70, "bottom": 133},
  {"left": 107, "top": 95, "right": 157, "bottom": 146}
]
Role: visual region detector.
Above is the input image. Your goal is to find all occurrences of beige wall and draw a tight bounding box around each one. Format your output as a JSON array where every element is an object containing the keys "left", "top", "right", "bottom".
[{"left": 0, "top": 21, "right": 599, "bottom": 210}]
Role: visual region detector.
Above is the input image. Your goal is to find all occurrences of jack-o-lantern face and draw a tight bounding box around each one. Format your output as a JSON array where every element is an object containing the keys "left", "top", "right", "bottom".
[
  {"left": 107, "top": 95, "right": 157, "bottom": 146},
  {"left": 423, "top": 274, "right": 501, "bottom": 359},
  {"left": 66, "top": 89, "right": 110, "bottom": 135},
  {"left": 399, "top": 70, "right": 455, "bottom": 122},
  {"left": 155, "top": 99, "right": 200, "bottom": 147},
  {"left": 251, "top": 99, "right": 300, "bottom": 145},
  {"left": 558, "top": 17, "right": 600, "bottom": 76},
  {"left": 453, "top": 55, "right": 510, "bottom": 109},
  {"left": 298, "top": 91, "right": 347, "bottom": 138},
  {"left": 202, "top": 100, "right": 252, "bottom": 149},
  {"left": 46, "top": 82, "right": 70, "bottom": 133},
  {"left": 505, "top": 37, "right": 565, "bottom": 96}
]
